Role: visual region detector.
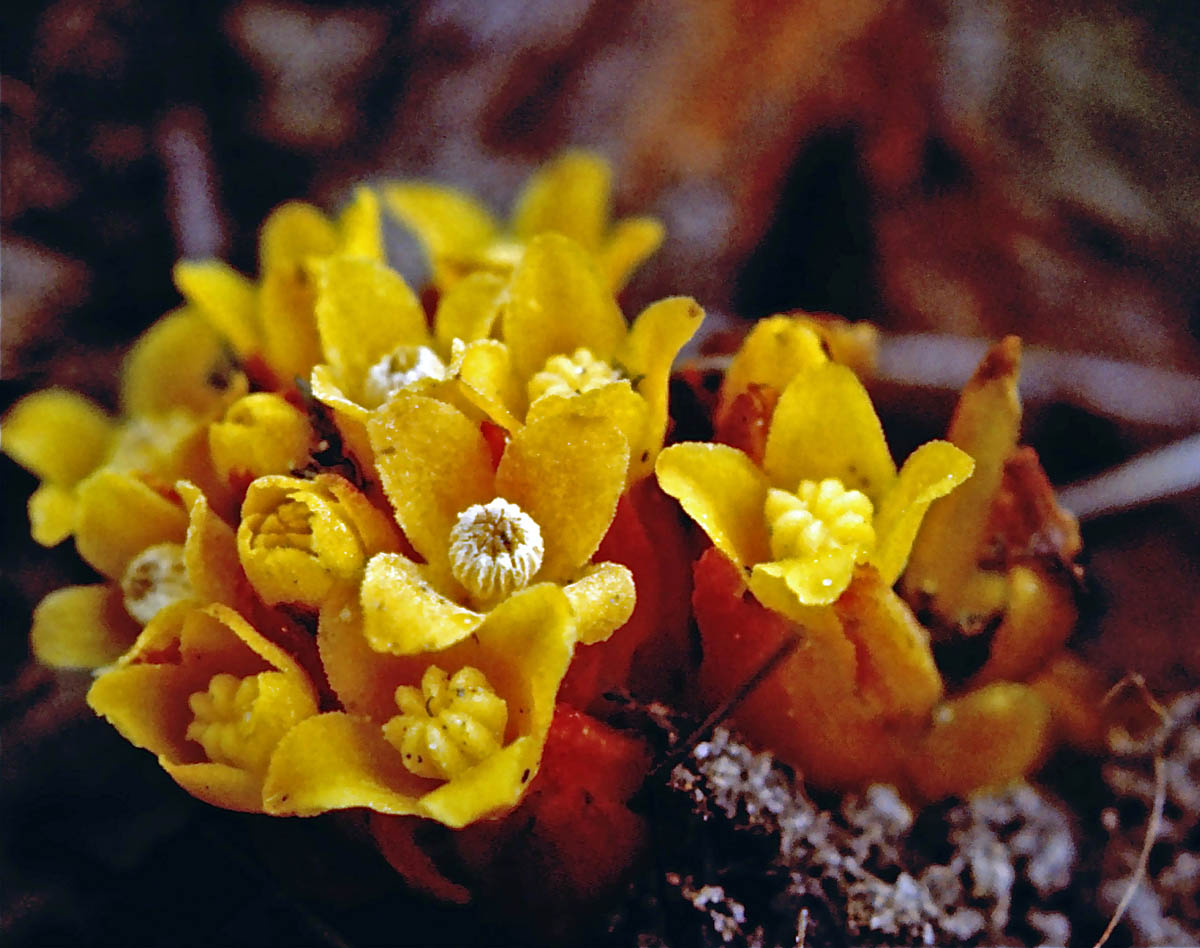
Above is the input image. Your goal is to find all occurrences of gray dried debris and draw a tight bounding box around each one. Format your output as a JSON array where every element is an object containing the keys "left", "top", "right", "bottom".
[
  {"left": 1101, "top": 691, "right": 1200, "bottom": 947},
  {"left": 625, "top": 726, "right": 1079, "bottom": 947}
]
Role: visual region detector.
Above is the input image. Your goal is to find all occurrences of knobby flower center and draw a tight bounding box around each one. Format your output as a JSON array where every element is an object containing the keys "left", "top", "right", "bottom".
[
  {"left": 253, "top": 499, "right": 316, "bottom": 551},
  {"left": 528, "top": 347, "right": 623, "bottom": 402},
  {"left": 383, "top": 665, "right": 509, "bottom": 780},
  {"left": 186, "top": 671, "right": 302, "bottom": 775},
  {"left": 121, "top": 542, "right": 194, "bottom": 624},
  {"left": 362, "top": 345, "right": 447, "bottom": 408},
  {"left": 448, "top": 497, "right": 544, "bottom": 604},
  {"left": 765, "top": 478, "right": 876, "bottom": 563}
]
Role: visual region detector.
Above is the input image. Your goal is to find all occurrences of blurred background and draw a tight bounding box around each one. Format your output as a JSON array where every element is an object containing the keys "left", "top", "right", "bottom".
[{"left": 3, "top": 1, "right": 1200, "bottom": 944}]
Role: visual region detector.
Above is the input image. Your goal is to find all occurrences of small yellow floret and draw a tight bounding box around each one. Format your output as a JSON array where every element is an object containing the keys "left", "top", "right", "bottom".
[
  {"left": 448, "top": 497, "right": 544, "bottom": 604},
  {"left": 383, "top": 665, "right": 508, "bottom": 780},
  {"left": 765, "top": 479, "right": 875, "bottom": 563},
  {"left": 361, "top": 345, "right": 447, "bottom": 408},
  {"left": 186, "top": 671, "right": 302, "bottom": 776},
  {"left": 120, "top": 542, "right": 194, "bottom": 623},
  {"left": 528, "top": 347, "right": 622, "bottom": 402}
]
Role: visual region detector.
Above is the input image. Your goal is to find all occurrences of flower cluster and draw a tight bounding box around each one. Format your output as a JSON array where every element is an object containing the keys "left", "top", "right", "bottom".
[{"left": 4, "top": 152, "right": 1102, "bottom": 904}]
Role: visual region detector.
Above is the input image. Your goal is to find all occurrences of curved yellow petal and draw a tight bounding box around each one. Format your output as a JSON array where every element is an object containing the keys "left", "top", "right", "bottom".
[
  {"left": 367, "top": 393, "right": 494, "bottom": 573},
  {"left": 28, "top": 483, "right": 77, "bottom": 547},
  {"left": 309, "top": 363, "right": 373, "bottom": 465},
  {"left": 361, "top": 553, "right": 483, "bottom": 655},
  {"left": 2, "top": 388, "right": 114, "bottom": 485},
  {"left": 31, "top": 583, "right": 140, "bottom": 668},
  {"left": 872, "top": 440, "right": 975, "bottom": 586},
  {"left": 503, "top": 233, "right": 628, "bottom": 382},
  {"left": 208, "top": 392, "right": 313, "bottom": 483},
  {"left": 562, "top": 561, "right": 636, "bottom": 645},
  {"left": 512, "top": 149, "right": 609, "bottom": 250},
  {"left": 89, "top": 662, "right": 200, "bottom": 762},
  {"left": 178, "top": 481, "right": 245, "bottom": 609},
  {"left": 259, "top": 201, "right": 339, "bottom": 273},
  {"left": 259, "top": 267, "right": 323, "bottom": 386},
  {"left": 619, "top": 296, "right": 704, "bottom": 479},
  {"left": 495, "top": 410, "right": 628, "bottom": 582},
  {"left": 434, "top": 271, "right": 506, "bottom": 354},
  {"left": 450, "top": 338, "right": 523, "bottom": 431},
  {"left": 751, "top": 547, "right": 857, "bottom": 608},
  {"left": 717, "top": 315, "right": 827, "bottom": 425},
  {"left": 655, "top": 442, "right": 770, "bottom": 567},
  {"left": 335, "top": 186, "right": 384, "bottom": 261},
  {"left": 525, "top": 381, "right": 647, "bottom": 483},
  {"left": 382, "top": 182, "right": 499, "bottom": 285},
  {"left": 173, "top": 259, "right": 260, "bottom": 357},
  {"left": 162, "top": 760, "right": 266, "bottom": 813},
  {"left": 75, "top": 470, "right": 189, "bottom": 579},
  {"left": 599, "top": 216, "right": 665, "bottom": 292},
  {"left": 763, "top": 362, "right": 896, "bottom": 501},
  {"left": 121, "top": 308, "right": 243, "bottom": 419},
  {"left": 314, "top": 256, "right": 429, "bottom": 400}
]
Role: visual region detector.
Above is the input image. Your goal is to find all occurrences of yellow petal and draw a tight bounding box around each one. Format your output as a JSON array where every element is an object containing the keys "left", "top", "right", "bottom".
[
  {"left": 910, "top": 682, "right": 1050, "bottom": 801},
  {"left": 31, "top": 583, "right": 140, "bottom": 668},
  {"left": 903, "top": 338, "right": 1023, "bottom": 626},
  {"left": 872, "top": 440, "right": 974, "bottom": 586},
  {"left": 259, "top": 201, "right": 339, "bottom": 273},
  {"left": 718, "top": 315, "right": 828, "bottom": 425},
  {"left": 382, "top": 182, "right": 499, "bottom": 285},
  {"left": 434, "top": 271, "right": 506, "bottom": 353},
  {"left": 314, "top": 256, "right": 429, "bottom": 400},
  {"left": 525, "top": 381, "right": 647, "bottom": 483},
  {"left": 89, "top": 662, "right": 200, "bottom": 763},
  {"left": 367, "top": 392, "right": 494, "bottom": 574},
  {"left": 619, "top": 296, "right": 704, "bottom": 479},
  {"left": 971, "top": 565, "right": 1077, "bottom": 687},
  {"left": 173, "top": 259, "right": 260, "bottom": 357},
  {"left": 450, "top": 338, "right": 523, "bottom": 431},
  {"left": 309, "top": 364, "right": 373, "bottom": 465},
  {"left": 655, "top": 442, "right": 770, "bottom": 567},
  {"left": 751, "top": 547, "right": 857, "bottom": 608},
  {"left": 178, "top": 481, "right": 245, "bottom": 609},
  {"left": 28, "top": 483, "right": 77, "bottom": 547},
  {"left": 75, "top": 470, "right": 189, "bottom": 579},
  {"left": 833, "top": 567, "right": 942, "bottom": 718},
  {"left": 495, "top": 410, "right": 628, "bottom": 582},
  {"left": 562, "top": 561, "right": 636, "bottom": 645},
  {"left": 763, "top": 362, "right": 897, "bottom": 501},
  {"left": 512, "top": 149, "right": 610, "bottom": 250},
  {"left": 259, "top": 267, "right": 323, "bottom": 386},
  {"left": 503, "top": 233, "right": 628, "bottom": 382},
  {"left": 121, "top": 308, "right": 244, "bottom": 418},
  {"left": 335, "top": 186, "right": 384, "bottom": 261},
  {"left": 599, "top": 216, "right": 665, "bottom": 292},
  {"left": 162, "top": 760, "right": 267, "bottom": 813},
  {"left": 360, "top": 553, "right": 484, "bottom": 655},
  {"left": 2, "top": 388, "right": 114, "bottom": 485},
  {"left": 208, "top": 392, "right": 313, "bottom": 483}
]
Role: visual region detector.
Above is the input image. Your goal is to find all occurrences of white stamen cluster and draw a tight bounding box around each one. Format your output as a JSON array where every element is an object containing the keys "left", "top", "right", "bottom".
[
  {"left": 120, "top": 542, "right": 194, "bottom": 624},
  {"left": 362, "top": 345, "right": 447, "bottom": 408},
  {"left": 447, "top": 497, "right": 544, "bottom": 604},
  {"left": 765, "top": 478, "right": 875, "bottom": 563}
]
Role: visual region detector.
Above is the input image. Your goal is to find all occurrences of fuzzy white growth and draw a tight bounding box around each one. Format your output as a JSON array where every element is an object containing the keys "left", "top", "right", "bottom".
[
  {"left": 448, "top": 497, "right": 544, "bottom": 604},
  {"left": 362, "top": 345, "right": 446, "bottom": 408},
  {"left": 121, "top": 542, "right": 194, "bottom": 624}
]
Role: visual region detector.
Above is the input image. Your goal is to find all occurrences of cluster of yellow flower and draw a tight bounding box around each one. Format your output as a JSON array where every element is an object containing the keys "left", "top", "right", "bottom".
[{"left": 3, "top": 152, "right": 1101, "bottom": 882}]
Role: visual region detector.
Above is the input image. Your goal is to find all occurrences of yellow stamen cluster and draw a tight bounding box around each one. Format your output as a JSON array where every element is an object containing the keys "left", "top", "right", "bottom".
[
  {"left": 765, "top": 479, "right": 875, "bottom": 563},
  {"left": 186, "top": 672, "right": 299, "bottom": 775},
  {"left": 383, "top": 665, "right": 509, "bottom": 780},
  {"left": 252, "top": 499, "right": 315, "bottom": 551},
  {"left": 448, "top": 497, "right": 544, "bottom": 604},
  {"left": 120, "top": 542, "right": 194, "bottom": 624},
  {"left": 528, "top": 347, "right": 622, "bottom": 402},
  {"left": 361, "top": 345, "right": 447, "bottom": 408}
]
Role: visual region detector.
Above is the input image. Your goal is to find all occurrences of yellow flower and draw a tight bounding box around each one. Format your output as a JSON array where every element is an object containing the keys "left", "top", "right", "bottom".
[
  {"left": 208, "top": 392, "right": 314, "bottom": 485},
  {"left": 383, "top": 149, "right": 664, "bottom": 294},
  {"left": 449, "top": 233, "right": 703, "bottom": 483},
  {"left": 88, "top": 602, "right": 318, "bottom": 812},
  {"left": 360, "top": 391, "right": 634, "bottom": 655},
  {"left": 31, "top": 480, "right": 247, "bottom": 668},
  {"left": 237, "top": 473, "right": 403, "bottom": 609},
  {"left": 262, "top": 582, "right": 576, "bottom": 828},
  {"left": 173, "top": 187, "right": 384, "bottom": 386},
  {"left": 658, "top": 361, "right": 975, "bottom": 612}
]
